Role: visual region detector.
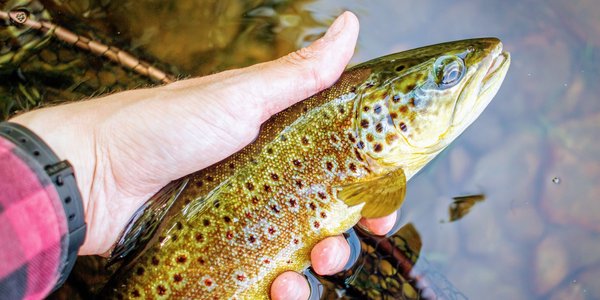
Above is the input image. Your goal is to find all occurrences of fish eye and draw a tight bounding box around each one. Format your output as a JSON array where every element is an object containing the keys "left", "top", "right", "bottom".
[{"left": 433, "top": 55, "right": 465, "bottom": 89}]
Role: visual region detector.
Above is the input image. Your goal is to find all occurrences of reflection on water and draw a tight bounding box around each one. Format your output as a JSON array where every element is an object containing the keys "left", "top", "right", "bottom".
[{"left": 2, "top": 0, "right": 599, "bottom": 299}]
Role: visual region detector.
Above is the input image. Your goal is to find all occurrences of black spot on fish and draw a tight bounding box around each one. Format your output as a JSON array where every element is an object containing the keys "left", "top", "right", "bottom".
[
  {"left": 301, "top": 136, "right": 309, "bottom": 145},
  {"left": 157, "top": 285, "right": 166, "bottom": 295},
  {"left": 206, "top": 176, "right": 214, "bottom": 182},
  {"left": 266, "top": 148, "right": 273, "bottom": 154},
  {"left": 270, "top": 205, "right": 280, "bottom": 214},
  {"left": 173, "top": 274, "right": 183, "bottom": 282},
  {"left": 136, "top": 267, "right": 145, "bottom": 275},
  {"left": 357, "top": 141, "right": 365, "bottom": 149},
  {"left": 203, "top": 219, "right": 210, "bottom": 226},
  {"left": 321, "top": 212, "right": 327, "bottom": 218},
  {"left": 360, "top": 119, "right": 369, "bottom": 128},
  {"left": 213, "top": 201, "right": 220, "bottom": 208},
  {"left": 318, "top": 192, "right": 327, "bottom": 200},
  {"left": 195, "top": 233, "right": 204, "bottom": 242},
  {"left": 151, "top": 256, "right": 159, "bottom": 266},
  {"left": 280, "top": 135, "right": 287, "bottom": 141},
  {"left": 348, "top": 133, "right": 356, "bottom": 143},
  {"left": 293, "top": 159, "right": 302, "bottom": 167},
  {"left": 309, "top": 202, "right": 317, "bottom": 210},
  {"left": 374, "top": 105, "right": 382, "bottom": 114},
  {"left": 374, "top": 143, "right": 383, "bottom": 152},
  {"left": 270, "top": 173, "right": 279, "bottom": 180},
  {"left": 268, "top": 227, "right": 276, "bottom": 235},
  {"left": 132, "top": 290, "right": 140, "bottom": 297},
  {"left": 400, "top": 122, "right": 408, "bottom": 132},
  {"left": 176, "top": 255, "right": 187, "bottom": 263},
  {"left": 171, "top": 234, "right": 178, "bottom": 241},
  {"left": 224, "top": 216, "right": 231, "bottom": 223},
  {"left": 295, "top": 180, "right": 304, "bottom": 188},
  {"left": 375, "top": 123, "right": 383, "bottom": 133},
  {"left": 251, "top": 196, "right": 259, "bottom": 205},
  {"left": 248, "top": 235, "right": 256, "bottom": 243},
  {"left": 396, "top": 65, "right": 406, "bottom": 72},
  {"left": 196, "top": 180, "right": 203, "bottom": 188},
  {"left": 338, "top": 106, "right": 346, "bottom": 114},
  {"left": 349, "top": 163, "right": 357, "bottom": 172},
  {"left": 392, "top": 95, "right": 401, "bottom": 103},
  {"left": 363, "top": 106, "right": 370, "bottom": 112},
  {"left": 246, "top": 182, "right": 254, "bottom": 191},
  {"left": 326, "top": 162, "right": 333, "bottom": 171},
  {"left": 289, "top": 198, "right": 297, "bottom": 207},
  {"left": 197, "top": 257, "right": 206, "bottom": 264},
  {"left": 176, "top": 222, "right": 183, "bottom": 230},
  {"left": 263, "top": 184, "right": 272, "bottom": 193},
  {"left": 229, "top": 163, "right": 235, "bottom": 169}
]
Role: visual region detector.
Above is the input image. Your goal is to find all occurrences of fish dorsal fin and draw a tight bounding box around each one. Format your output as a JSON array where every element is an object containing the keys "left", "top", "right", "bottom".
[
  {"left": 108, "top": 179, "right": 188, "bottom": 266},
  {"left": 335, "top": 168, "right": 407, "bottom": 218}
]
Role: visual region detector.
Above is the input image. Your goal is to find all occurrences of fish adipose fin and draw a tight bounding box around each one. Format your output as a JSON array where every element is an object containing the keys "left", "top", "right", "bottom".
[
  {"left": 108, "top": 178, "right": 189, "bottom": 266},
  {"left": 335, "top": 168, "right": 406, "bottom": 218}
]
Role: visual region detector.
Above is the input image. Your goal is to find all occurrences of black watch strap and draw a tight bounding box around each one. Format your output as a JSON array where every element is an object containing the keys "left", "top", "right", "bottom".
[{"left": 0, "top": 122, "right": 86, "bottom": 291}]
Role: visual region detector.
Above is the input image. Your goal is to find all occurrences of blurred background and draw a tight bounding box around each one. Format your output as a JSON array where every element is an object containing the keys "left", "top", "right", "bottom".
[{"left": 2, "top": 0, "right": 599, "bottom": 299}]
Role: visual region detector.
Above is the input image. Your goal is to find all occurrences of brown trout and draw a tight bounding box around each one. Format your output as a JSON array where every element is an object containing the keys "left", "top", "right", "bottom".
[{"left": 102, "top": 38, "right": 510, "bottom": 299}]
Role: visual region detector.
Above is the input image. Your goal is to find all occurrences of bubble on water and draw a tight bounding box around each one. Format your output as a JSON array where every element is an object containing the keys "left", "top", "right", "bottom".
[{"left": 552, "top": 177, "right": 561, "bottom": 184}]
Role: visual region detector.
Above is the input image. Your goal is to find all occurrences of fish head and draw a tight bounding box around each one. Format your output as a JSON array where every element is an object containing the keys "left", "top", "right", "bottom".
[{"left": 352, "top": 38, "right": 510, "bottom": 178}]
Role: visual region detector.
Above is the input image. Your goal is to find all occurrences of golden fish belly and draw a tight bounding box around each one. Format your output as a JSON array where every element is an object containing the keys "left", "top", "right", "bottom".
[{"left": 105, "top": 69, "right": 374, "bottom": 299}]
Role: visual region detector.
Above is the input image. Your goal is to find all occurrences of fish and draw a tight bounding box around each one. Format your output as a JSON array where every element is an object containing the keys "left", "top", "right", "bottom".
[{"left": 101, "top": 37, "right": 510, "bottom": 299}]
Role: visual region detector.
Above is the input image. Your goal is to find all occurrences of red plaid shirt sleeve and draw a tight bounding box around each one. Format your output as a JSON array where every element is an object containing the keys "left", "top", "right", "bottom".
[{"left": 0, "top": 136, "right": 68, "bottom": 300}]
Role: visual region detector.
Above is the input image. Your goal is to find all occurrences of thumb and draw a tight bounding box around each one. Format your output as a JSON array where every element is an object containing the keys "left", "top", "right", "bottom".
[
  {"left": 245, "top": 11, "right": 360, "bottom": 122},
  {"left": 169, "top": 11, "right": 360, "bottom": 123}
]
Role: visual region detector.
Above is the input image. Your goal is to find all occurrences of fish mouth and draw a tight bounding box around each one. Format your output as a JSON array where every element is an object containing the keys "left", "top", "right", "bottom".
[{"left": 481, "top": 44, "right": 511, "bottom": 95}]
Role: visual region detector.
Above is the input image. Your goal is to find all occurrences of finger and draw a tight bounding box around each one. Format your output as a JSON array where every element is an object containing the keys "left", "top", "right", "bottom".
[
  {"left": 358, "top": 211, "right": 397, "bottom": 236},
  {"left": 311, "top": 235, "right": 350, "bottom": 275},
  {"left": 270, "top": 271, "right": 310, "bottom": 300}
]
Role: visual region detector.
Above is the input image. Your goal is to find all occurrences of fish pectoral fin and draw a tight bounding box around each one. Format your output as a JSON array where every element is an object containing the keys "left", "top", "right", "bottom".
[
  {"left": 335, "top": 168, "right": 407, "bottom": 219},
  {"left": 108, "top": 178, "right": 189, "bottom": 266}
]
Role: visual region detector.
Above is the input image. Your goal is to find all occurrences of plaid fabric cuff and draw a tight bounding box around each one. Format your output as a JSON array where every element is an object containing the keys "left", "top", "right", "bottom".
[{"left": 0, "top": 137, "right": 68, "bottom": 299}]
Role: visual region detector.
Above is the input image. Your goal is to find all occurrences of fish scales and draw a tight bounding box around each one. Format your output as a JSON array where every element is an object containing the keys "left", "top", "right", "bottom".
[
  {"left": 103, "top": 38, "right": 510, "bottom": 299},
  {"left": 108, "top": 69, "right": 373, "bottom": 299}
]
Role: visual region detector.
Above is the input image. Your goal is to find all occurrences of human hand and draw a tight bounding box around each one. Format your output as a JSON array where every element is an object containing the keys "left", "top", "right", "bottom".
[{"left": 10, "top": 11, "right": 396, "bottom": 299}]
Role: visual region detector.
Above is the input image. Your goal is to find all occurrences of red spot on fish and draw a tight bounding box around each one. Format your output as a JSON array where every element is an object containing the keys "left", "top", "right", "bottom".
[
  {"left": 246, "top": 182, "right": 254, "bottom": 191},
  {"left": 309, "top": 203, "right": 316, "bottom": 210},
  {"left": 249, "top": 235, "right": 256, "bottom": 243},
  {"left": 289, "top": 199, "right": 297, "bottom": 207},
  {"left": 314, "top": 221, "right": 321, "bottom": 228},
  {"left": 294, "top": 239, "right": 299, "bottom": 244},
  {"left": 176, "top": 255, "right": 187, "bottom": 263},
  {"left": 204, "top": 279, "right": 213, "bottom": 287},
  {"left": 348, "top": 133, "right": 356, "bottom": 143},
  {"left": 226, "top": 231, "right": 234, "bottom": 239},
  {"left": 360, "top": 119, "right": 369, "bottom": 128},
  {"left": 374, "top": 143, "right": 383, "bottom": 152},
  {"left": 318, "top": 192, "right": 327, "bottom": 200},
  {"left": 399, "top": 122, "right": 408, "bottom": 132},
  {"left": 264, "top": 259, "right": 271, "bottom": 264},
  {"left": 198, "top": 257, "right": 206, "bottom": 265},
  {"left": 251, "top": 197, "right": 259, "bottom": 205},
  {"left": 295, "top": 180, "right": 303, "bottom": 188},
  {"left": 237, "top": 274, "right": 246, "bottom": 281},
  {"left": 245, "top": 212, "right": 253, "bottom": 219},
  {"left": 321, "top": 212, "right": 327, "bottom": 218},
  {"left": 268, "top": 227, "right": 276, "bottom": 235},
  {"left": 349, "top": 163, "right": 357, "bottom": 172},
  {"left": 173, "top": 274, "right": 183, "bottom": 282},
  {"left": 270, "top": 173, "right": 279, "bottom": 181}
]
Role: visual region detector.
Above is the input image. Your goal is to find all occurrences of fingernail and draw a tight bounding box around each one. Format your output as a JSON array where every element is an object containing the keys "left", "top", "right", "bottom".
[
  {"left": 324, "top": 12, "right": 347, "bottom": 39},
  {"left": 327, "top": 238, "right": 348, "bottom": 273}
]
